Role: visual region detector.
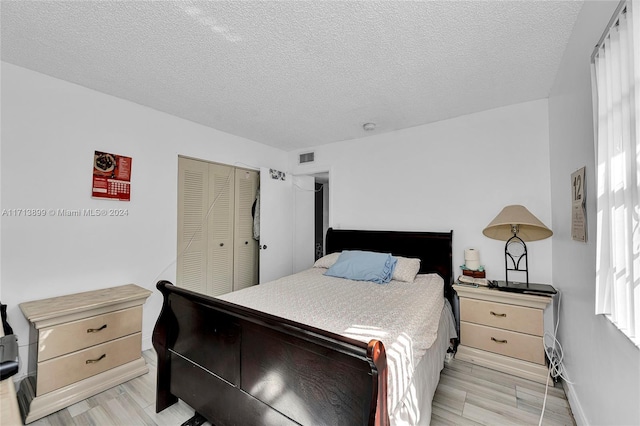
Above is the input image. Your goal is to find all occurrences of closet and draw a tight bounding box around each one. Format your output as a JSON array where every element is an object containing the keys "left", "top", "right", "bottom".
[{"left": 177, "top": 156, "right": 259, "bottom": 296}]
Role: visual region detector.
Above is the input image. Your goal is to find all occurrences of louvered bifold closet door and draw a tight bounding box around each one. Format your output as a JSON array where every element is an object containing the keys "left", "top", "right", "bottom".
[
  {"left": 207, "top": 163, "right": 235, "bottom": 296},
  {"left": 177, "top": 157, "right": 209, "bottom": 294},
  {"left": 233, "top": 169, "right": 259, "bottom": 291}
]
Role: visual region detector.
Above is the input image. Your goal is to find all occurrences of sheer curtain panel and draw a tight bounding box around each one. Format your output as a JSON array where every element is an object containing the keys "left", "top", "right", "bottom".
[{"left": 592, "top": 0, "right": 640, "bottom": 347}]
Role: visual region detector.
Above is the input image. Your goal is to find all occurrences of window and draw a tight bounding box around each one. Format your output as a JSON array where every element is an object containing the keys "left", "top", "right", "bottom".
[{"left": 592, "top": 0, "right": 640, "bottom": 347}]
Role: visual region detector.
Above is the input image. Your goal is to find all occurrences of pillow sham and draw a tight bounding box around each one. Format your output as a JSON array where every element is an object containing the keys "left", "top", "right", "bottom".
[
  {"left": 324, "top": 250, "right": 397, "bottom": 284},
  {"left": 392, "top": 256, "right": 421, "bottom": 283},
  {"left": 313, "top": 252, "right": 341, "bottom": 268}
]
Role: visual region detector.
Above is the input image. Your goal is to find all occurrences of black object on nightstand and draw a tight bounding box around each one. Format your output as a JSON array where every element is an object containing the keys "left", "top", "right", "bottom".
[{"left": 494, "top": 280, "right": 557, "bottom": 295}]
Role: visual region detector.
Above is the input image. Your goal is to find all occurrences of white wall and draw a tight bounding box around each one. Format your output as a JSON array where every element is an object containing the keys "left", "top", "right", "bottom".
[
  {"left": 0, "top": 63, "right": 288, "bottom": 380},
  {"left": 548, "top": 2, "right": 640, "bottom": 425},
  {"left": 292, "top": 99, "right": 553, "bottom": 284}
]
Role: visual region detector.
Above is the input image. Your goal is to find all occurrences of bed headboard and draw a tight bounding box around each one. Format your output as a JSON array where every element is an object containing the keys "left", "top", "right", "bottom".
[{"left": 325, "top": 228, "right": 454, "bottom": 286}]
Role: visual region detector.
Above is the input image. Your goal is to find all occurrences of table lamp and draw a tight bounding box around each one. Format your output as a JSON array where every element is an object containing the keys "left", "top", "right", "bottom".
[{"left": 483, "top": 205, "right": 552, "bottom": 285}]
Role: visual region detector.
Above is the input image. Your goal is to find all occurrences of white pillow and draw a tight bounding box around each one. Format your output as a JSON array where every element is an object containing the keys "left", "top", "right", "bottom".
[
  {"left": 313, "top": 252, "right": 341, "bottom": 268},
  {"left": 393, "top": 257, "right": 421, "bottom": 282}
]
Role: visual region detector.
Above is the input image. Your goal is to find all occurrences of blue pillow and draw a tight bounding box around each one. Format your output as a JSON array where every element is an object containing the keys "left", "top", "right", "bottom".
[{"left": 324, "top": 250, "right": 397, "bottom": 284}]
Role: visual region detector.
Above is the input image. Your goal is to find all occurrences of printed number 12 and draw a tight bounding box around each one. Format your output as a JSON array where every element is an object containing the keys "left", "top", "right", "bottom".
[{"left": 573, "top": 175, "right": 582, "bottom": 201}]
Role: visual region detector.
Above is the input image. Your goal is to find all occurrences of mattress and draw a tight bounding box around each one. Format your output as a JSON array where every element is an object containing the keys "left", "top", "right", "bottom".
[
  {"left": 217, "top": 267, "right": 450, "bottom": 420},
  {"left": 391, "top": 300, "right": 457, "bottom": 425}
]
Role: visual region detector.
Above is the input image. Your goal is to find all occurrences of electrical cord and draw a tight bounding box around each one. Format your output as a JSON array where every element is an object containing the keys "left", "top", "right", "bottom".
[
  {"left": 539, "top": 365, "right": 551, "bottom": 426},
  {"left": 293, "top": 182, "right": 324, "bottom": 192},
  {"left": 538, "top": 290, "right": 572, "bottom": 426}
]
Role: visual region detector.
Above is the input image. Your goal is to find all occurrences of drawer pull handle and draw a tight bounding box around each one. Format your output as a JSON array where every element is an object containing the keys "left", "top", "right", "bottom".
[
  {"left": 490, "top": 311, "right": 507, "bottom": 317},
  {"left": 86, "top": 354, "right": 106, "bottom": 364},
  {"left": 491, "top": 337, "right": 508, "bottom": 344},
  {"left": 87, "top": 324, "right": 108, "bottom": 333}
]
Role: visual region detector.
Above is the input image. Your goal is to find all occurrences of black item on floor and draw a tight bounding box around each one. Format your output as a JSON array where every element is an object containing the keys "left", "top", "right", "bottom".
[
  {"left": 0, "top": 334, "right": 19, "bottom": 380},
  {"left": 1, "top": 302, "right": 13, "bottom": 335}
]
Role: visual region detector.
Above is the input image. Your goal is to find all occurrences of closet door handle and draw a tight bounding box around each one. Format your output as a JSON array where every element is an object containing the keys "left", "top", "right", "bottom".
[
  {"left": 220, "top": 243, "right": 224, "bottom": 247},
  {"left": 245, "top": 241, "right": 249, "bottom": 245}
]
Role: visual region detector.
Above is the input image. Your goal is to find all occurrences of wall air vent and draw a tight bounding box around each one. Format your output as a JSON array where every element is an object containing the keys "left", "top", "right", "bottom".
[{"left": 299, "top": 152, "right": 315, "bottom": 164}]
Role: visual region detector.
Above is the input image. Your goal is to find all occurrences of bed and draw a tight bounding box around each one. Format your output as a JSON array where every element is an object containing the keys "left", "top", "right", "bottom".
[{"left": 152, "top": 228, "right": 458, "bottom": 425}]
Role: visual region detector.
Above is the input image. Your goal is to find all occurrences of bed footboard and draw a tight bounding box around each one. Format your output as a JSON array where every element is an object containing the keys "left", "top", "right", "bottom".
[{"left": 152, "top": 281, "right": 389, "bottom": 426}]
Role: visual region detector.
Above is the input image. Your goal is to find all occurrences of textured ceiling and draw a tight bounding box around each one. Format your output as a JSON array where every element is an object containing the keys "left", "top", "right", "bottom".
[{"left": 1, "top": 1, "right": 583, "bottom": 151}]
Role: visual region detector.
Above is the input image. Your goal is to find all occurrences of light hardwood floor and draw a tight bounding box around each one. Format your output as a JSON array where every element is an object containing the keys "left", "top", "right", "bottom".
[
  {"left": 431, "top": 358, "right": 575, "bottom": 426},
  {"left": 27, "top": 350, "right": 574, "bottom": 425}
]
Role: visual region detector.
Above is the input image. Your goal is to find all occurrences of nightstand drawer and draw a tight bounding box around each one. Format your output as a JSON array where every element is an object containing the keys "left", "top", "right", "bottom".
[
  {"left": 38, "top": 306, "right": 143, "bottom": 361},
  {"left": 460, "top": 297, "right": 543, "bottom": 336},
  {"left": 36, "top": 332, "right": 141, "bottom": 395},
  {"left": 460, "top": 322, "right": 545, "bottom": 364}
]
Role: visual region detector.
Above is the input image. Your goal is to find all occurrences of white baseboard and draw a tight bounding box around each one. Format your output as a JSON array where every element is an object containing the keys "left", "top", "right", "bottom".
[{"left": 562, "top": 379, "right": 587, "bottom": 426}]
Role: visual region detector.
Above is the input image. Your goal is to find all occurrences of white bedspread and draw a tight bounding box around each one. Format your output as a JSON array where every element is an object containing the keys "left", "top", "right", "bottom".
[{"left": 217, "top": 268, "right": 445, "bottom": 415}]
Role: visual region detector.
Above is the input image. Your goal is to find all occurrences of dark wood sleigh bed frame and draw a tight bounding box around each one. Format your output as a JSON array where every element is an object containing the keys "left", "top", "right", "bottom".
[{"left": 152, "top": 228, "right": 456, "bottom": 426}]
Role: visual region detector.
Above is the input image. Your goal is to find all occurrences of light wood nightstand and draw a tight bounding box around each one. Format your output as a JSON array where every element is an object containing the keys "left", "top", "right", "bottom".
[
  {"left": 454, "top": 284, "right": 552, "bottom": 384},
  {"left": 17, "top": 284, "right": 151, "bottom": 424}
]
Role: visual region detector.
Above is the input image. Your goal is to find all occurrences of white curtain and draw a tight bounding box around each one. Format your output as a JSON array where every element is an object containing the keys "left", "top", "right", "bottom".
[{"left": 593, "top": 0, "right": 640, "bottom": 347}]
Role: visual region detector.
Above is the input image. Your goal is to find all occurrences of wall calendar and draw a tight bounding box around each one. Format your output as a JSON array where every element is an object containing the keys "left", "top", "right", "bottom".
[
  {"left": 92, "top": 150, "right": 132, "bottom": 201},
  {"left": 571, "top": 166, "right": 587, "bottom": 242}
]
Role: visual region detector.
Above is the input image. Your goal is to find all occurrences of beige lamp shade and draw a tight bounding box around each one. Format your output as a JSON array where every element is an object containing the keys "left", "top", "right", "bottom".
[{"left": 483, "top": 205, "right": 553, "bottom": 241}]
